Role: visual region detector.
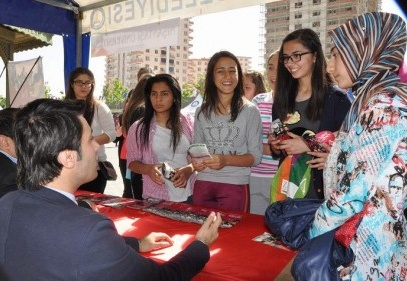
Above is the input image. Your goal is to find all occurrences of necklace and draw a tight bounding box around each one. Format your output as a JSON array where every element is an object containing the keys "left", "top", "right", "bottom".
[{"left": 218, "top": 102, "right": 231, "bottom": 114}]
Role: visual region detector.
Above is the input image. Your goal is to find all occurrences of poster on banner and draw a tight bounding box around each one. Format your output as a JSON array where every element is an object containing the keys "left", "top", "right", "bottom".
[
  {"left": 91, "top": 18, "right": 180, "bottom": 57},
  {"left": 181, "top": 94, "right": 203, "bottom": 119},
  {"left": 7, "top": 57, "right": 45, "bottom": 108}
]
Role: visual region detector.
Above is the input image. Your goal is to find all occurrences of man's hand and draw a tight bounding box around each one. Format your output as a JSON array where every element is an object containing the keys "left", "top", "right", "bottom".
[
  {"left": 138, "top": 232, "right": 174, "bottom": 252},
  {"left": 195, "top": 212, "right": 222, "bottom": 247}
]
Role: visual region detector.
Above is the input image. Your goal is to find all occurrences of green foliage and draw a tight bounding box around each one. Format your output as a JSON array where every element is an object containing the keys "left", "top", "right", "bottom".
[
  {"left": 103, "top": 78, "right": 128, "bottom": 111},
  {"left": 44, "top": 83, "right": 51, "bottom": 99},
  {"left": 181, "top": 82, "right": 195, "bottom": 107},
  {"left": 181, "top": 74, "right": 205, "bottom": 107},
  {"left": 195, "top": 74, "right": 205, "bottom": 96},
  {"left": 0, "top": 95, "right": 5, "bottom": 108}
]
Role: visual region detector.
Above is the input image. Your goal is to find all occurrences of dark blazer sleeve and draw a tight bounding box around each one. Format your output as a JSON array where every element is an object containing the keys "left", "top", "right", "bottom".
[{"left": 78, "top": 216, "right": 209, "bottom": 281}]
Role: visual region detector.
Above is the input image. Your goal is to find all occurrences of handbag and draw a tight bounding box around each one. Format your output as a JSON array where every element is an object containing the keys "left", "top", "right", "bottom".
[
  {"left": 99, "top": 161, "right": 118, "bottom": 181},
  {"left": 265, "top": 198, "right": 354, "bottom": 281},
  {"left": 265, "top": 198, "right": 323, "bottom": 249},
  {"left": 270, "top": 153, "right": 312, "bottom": 203},
  {"left": 291, "top": 228, "right": 354, "bottom": 281}
]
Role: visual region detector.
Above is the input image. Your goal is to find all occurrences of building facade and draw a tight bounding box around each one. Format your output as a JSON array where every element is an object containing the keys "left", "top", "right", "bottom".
[
  {"left": 263, "top": 0, "right": 381, "bottom": 64},
  {"left": 105, "top": 19, "right": 193, "bottom": 90},
  {"left": 105, "top": 16, "right": 253, "bottom": 90}
]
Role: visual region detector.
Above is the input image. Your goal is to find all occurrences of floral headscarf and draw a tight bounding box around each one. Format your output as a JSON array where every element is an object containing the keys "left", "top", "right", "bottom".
[{"left": 329, "top": 12, "right": 407, "bottom": 131}]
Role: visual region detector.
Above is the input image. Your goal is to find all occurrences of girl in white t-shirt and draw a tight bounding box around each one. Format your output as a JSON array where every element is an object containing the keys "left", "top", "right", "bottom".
[{"left": 127, "top": 74, "right": 195, "bottom": 202}]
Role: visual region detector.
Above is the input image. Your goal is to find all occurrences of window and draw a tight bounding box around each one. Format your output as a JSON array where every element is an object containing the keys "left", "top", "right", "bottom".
[
  {"left": 312, "top": 21, "right": 320, "bottom": 27},
  {"left": 295, "top": 24, "right": 302, "bottom": 29},
  {"left": 313, "top": 0, "right": 321, "bottom": 5},
  {"left": 328, "top": 9, "right": 336, "bottom": 15},
  {"left": 295, "top": 13, "right": 302, "bottom": 19},
  {"left": 313, "top": 11, "right": 320, "bottom": 17},
  {"left": 295, "top": 2, "right": 302, "bottom": 8}
]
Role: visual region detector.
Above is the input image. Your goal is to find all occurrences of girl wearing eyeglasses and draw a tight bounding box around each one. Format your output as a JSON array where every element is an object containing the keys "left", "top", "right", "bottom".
[
  {"left": 65, "top": 67, "right": 116, "bottom": 194},
  {"left": 126, "top": 74, "right": 195, "bottom": 202},
  {"left": 270, "top": 28, "right": 351, "bottom": 199}
]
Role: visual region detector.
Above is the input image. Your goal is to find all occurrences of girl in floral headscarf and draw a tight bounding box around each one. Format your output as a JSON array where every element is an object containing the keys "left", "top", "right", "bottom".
[{"left": 309, "top": 12, "right": 407, "bottom": 280}]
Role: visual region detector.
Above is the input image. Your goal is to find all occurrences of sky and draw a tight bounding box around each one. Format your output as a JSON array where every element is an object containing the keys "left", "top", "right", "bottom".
[{"left": 0, "top": 1, "right": 405, "bottom": 98}]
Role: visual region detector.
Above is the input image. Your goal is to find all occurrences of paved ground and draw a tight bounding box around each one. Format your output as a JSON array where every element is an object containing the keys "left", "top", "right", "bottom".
[{"left": 104, "top": 142, "right": 124, "bottom": 197}]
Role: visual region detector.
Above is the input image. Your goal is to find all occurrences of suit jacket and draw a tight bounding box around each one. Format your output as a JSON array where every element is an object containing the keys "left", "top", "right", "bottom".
[
  {"left": 0, "top": 152, "right": 17, "bottom": 198},
  {"left": 0, "top": 188, "right": 209, "bottom": 281}
]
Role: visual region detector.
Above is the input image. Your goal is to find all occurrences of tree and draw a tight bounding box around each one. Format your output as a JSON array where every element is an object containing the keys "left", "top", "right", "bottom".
[
  {"left": 181, "top": 82, "right": 195, "bottom": 107},
  {"left": 0, "top": 95, "right": 5, "bottom": 108},
  {"left": 194, "top": 74, "right": 205, "bottom": 96},
  {"left": 103, "top": 78, "right": 128, "bottom": 112},
  {"left": 181, "top": 74, "right": 205, "bottom": 107},
  {"left": 44, "top": 82, "right": 51, "bottom": 99}
]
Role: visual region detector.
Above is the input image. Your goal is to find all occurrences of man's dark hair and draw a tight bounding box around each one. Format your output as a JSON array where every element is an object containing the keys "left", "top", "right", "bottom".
[
  {"left": 0, "top": 108, "right": 20, "bottom": 139},
  {"left": 15, "top": 99, "right": 85, "bottom": 191}
]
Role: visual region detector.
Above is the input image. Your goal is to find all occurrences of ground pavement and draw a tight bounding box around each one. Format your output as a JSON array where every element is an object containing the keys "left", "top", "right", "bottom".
[{"left": 104, "top": 142, "right": 124, "bottom": 197}]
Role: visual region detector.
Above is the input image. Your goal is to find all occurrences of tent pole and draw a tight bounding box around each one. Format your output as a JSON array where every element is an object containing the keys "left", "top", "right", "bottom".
[{"left": 76, "top": 12, "right": 83, "bottom": 67}]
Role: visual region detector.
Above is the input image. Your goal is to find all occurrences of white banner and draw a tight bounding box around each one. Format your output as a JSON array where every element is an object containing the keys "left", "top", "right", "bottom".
[
  {"left": 91, "top": 18, "right": 179, "bottom": 56},
  {"left": 181, "top": 93, "right": 203, "bottom": 119},
  {"left": 7, "top": 57, "right": 45, "bottom": 108},
  {"left": 84, "top": 0, "right": 279, "bottom": 34}
]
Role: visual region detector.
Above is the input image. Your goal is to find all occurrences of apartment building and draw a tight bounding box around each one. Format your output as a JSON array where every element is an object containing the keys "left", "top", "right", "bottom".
[
  {"left": 105, "top": 19, "right": 193, "bottom": 90},
  {"left": 105, "top": 15, "right": 253, "bottom": 89},
  {"left": 263, "top": 0, "right": 381, "bottom": 64}
]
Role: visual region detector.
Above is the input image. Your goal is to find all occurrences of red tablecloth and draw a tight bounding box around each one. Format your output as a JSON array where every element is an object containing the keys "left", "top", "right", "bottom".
[{"left": 76, "top": 191, "right": 296, "bottom": 281}]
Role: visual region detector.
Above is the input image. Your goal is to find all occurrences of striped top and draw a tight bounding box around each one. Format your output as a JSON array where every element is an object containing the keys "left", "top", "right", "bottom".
[{"left": 250, "top": 92, "right": 279, "bottom": 177}]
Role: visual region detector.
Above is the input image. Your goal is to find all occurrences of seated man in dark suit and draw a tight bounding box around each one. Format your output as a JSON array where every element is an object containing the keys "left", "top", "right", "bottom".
[
  {"left": 0, "top": 99, "right": 222, "bottom": 281},
  {"left": 0, "top": 108, "right": 19, "bottom": 198}
]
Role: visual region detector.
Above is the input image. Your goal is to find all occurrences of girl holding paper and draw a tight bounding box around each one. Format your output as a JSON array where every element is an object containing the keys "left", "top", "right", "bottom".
[
  {"left": 126, "top": 74, "right": 195, "bottom": 202},
  {"left": 192, "top": 50, "right": 263, "bottom": 212}
]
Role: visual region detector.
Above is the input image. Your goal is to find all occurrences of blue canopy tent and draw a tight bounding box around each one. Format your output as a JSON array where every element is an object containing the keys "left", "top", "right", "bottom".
[
  {"left": 0, "top": 0, "right": 124, "bottom": 102},
  {"left": 0, "top": 0, "right": 406, "bottom": 103}
]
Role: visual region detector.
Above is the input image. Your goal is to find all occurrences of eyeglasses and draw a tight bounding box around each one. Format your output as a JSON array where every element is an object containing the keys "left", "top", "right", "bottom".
[
  {"left": 73, "top": 80, "right": 93, "bottom": 88},
  {"left": 280, "top": 52, "right": 314, "bottom": 64}
]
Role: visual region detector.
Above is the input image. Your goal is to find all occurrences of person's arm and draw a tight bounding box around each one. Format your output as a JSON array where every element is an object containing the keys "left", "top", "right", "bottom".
[
  {"left": 172, "top": 164, "right": 194, "bottom": 188},
  {"left": 202, "top": 105, "right": 263, "bottom": 170},
  {"left": 128, "top": 160, "right": 164, "bottom": 185},
  {"left": 80, "top": 211, "right": 221, "bottom": 281},
  {"left": 309, "top": 100, "right": 406, "bottom": 238},
  {"left": 94, "top": 102, "right": 116, "bottom": 145}
]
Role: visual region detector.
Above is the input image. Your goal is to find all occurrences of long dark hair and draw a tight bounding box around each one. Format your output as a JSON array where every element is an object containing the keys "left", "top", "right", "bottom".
[
  {"left": 274, "top": 28, "right": 333, "bottom": 121},
  {"left": 65, "top": 67, "right": 96, "bottom": 125},
  {"left": 136, "top": 74, "right": 182, "bottom": 153},
  {"left": 198, "top": 50, "right": 244, "bottom": 122},
  {"left": 122, "top": 73, "right": 153, "bottom": 134},
  {"left": 15, "top": 99, "right": 85, "bottom": 191}
]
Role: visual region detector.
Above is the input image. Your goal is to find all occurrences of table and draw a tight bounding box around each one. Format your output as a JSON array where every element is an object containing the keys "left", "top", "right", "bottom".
[{"left": 76, "top": 191, "right": 296, "bottom": 281}]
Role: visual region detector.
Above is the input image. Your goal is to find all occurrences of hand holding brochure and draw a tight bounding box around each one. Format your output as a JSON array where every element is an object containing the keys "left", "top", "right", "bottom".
[{"left": 188, "top": 143, "right": 212, "bottom": 163}]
